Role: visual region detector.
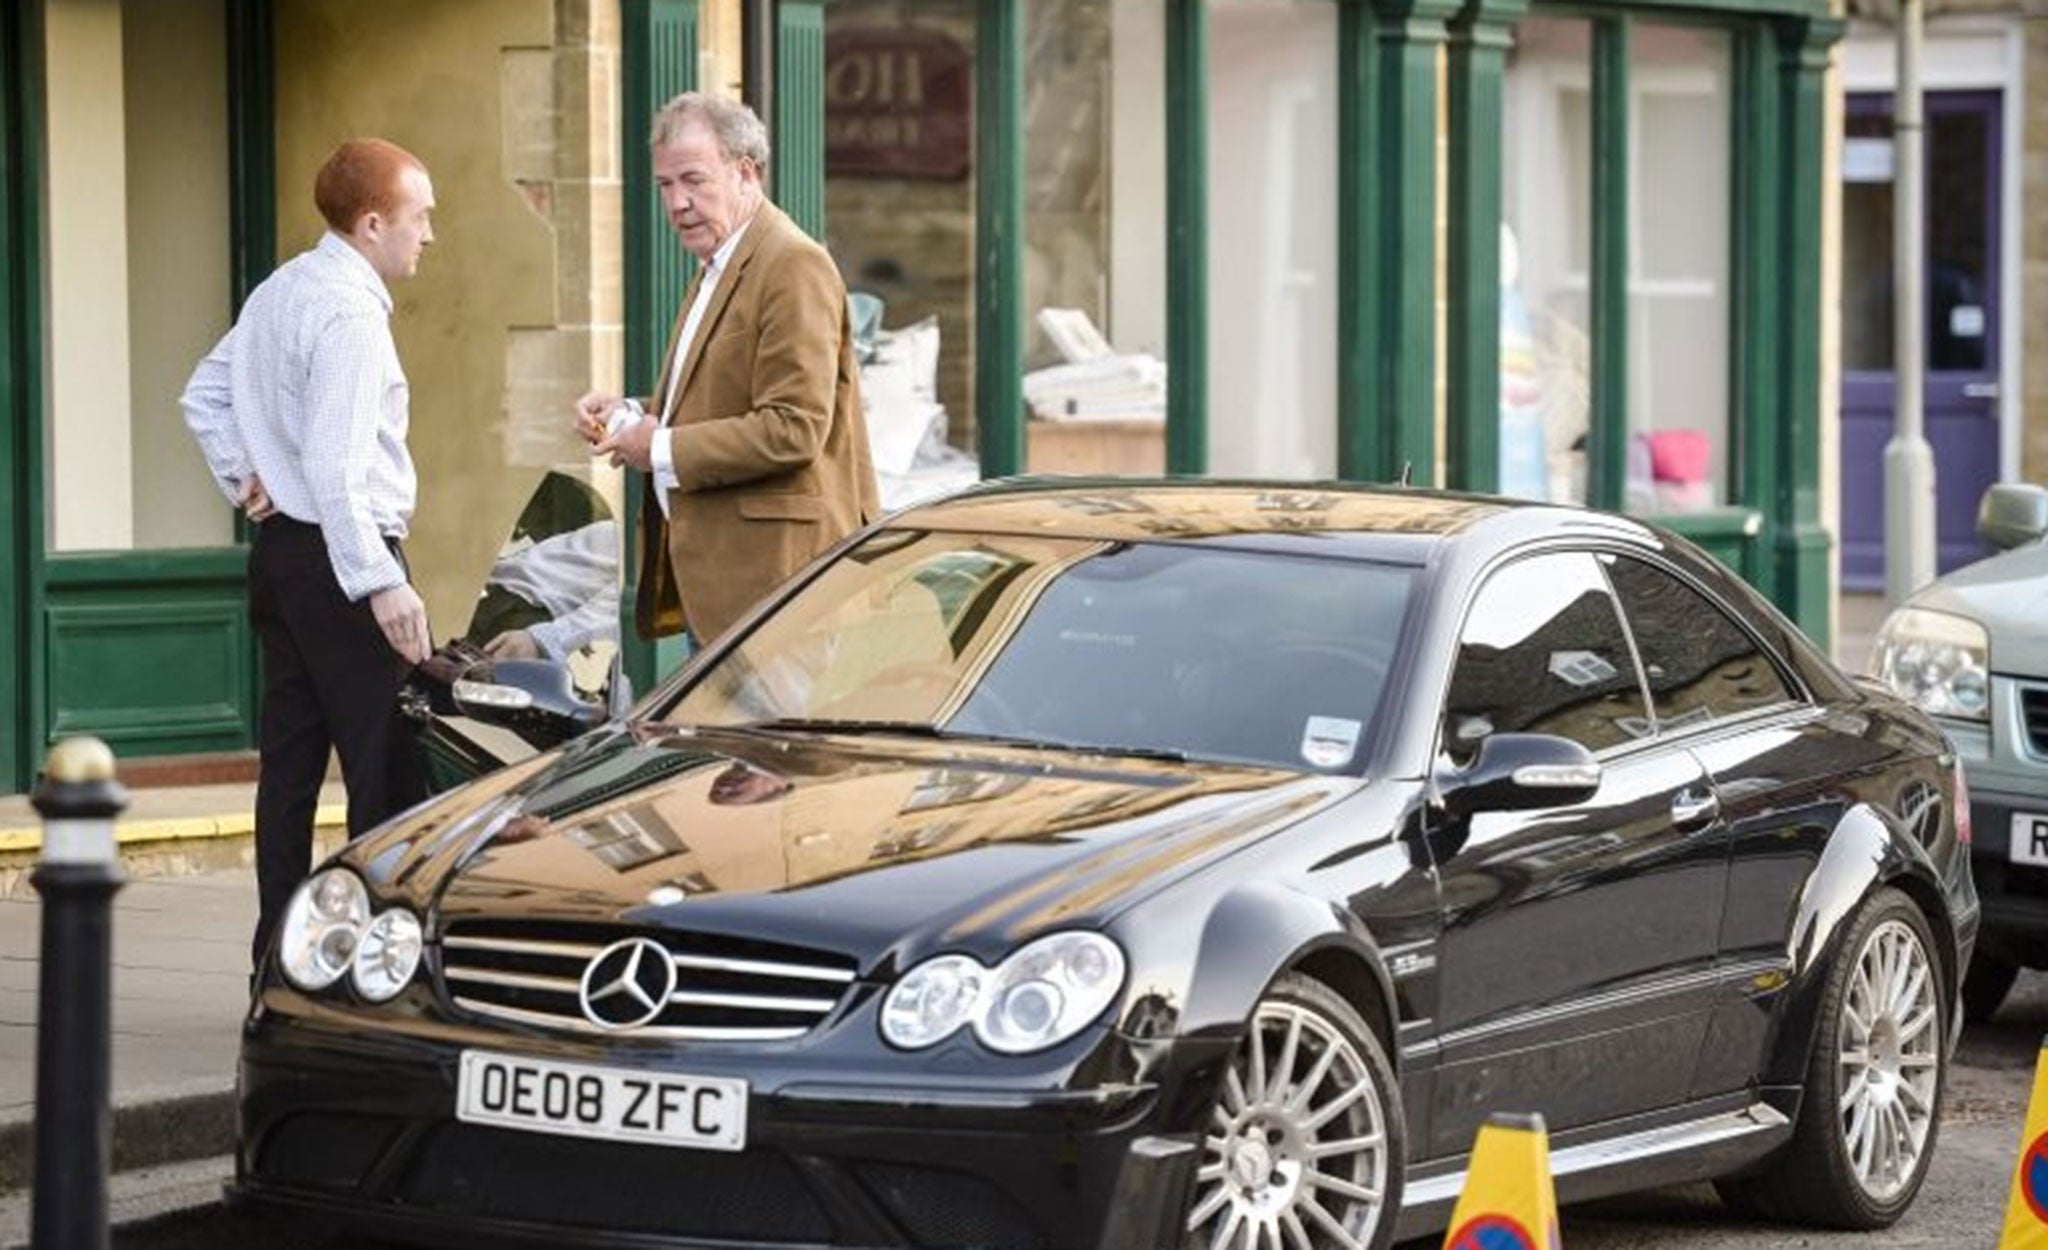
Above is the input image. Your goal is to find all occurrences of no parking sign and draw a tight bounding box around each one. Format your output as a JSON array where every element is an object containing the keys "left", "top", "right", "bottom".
[
  {"left": 1999, "top": 1040, "right": 2048, "bottom": 1249},
  {"left": 1445, "top": 1213, "right": 1540, "bottom": 1250},
  {"left": 1440, "top": 1114, "right": 1562, "bottom": 1250}
]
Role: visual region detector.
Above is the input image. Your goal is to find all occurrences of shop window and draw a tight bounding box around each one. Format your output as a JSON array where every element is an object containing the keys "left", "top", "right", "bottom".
[
  {"left": 1203, "top": 0, "right": 1337, "bottom": 479},
  {"left": 826, "top": 0, "right": 1175, "bottom": 495},
  {"left": 43, "top": 0, "right": 234, "bottom": 552},
  {"left": 1502, "top": 15, "right": 1596, "bottom": 505},
  {"left": 824, "top": 0, "right": 980, "bottom": 506},
  {"left": 1626, "top": 23, "right": 1731, "bottom": 515},
  {"left": 1023, "top": 0, "right": 1169, "bottom": 477}
]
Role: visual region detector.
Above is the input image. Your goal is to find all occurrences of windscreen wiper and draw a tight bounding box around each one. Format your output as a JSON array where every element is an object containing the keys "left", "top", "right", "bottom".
[{"left": 722, "top": 718, "right": 1188, "bottom": 763}]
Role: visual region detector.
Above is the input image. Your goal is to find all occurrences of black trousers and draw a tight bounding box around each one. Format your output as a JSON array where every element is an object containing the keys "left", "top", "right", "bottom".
[{"left": 248, "top": 517, "right": 427, "bottom": 969}]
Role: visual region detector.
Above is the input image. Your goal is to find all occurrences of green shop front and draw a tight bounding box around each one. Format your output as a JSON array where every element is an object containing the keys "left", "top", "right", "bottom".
[
  {"left": 0, "top": 0, "right": 1838, "bottom": 793},
  {"left": 785, "top": 0, "right": 1837, "bottom": 639}
]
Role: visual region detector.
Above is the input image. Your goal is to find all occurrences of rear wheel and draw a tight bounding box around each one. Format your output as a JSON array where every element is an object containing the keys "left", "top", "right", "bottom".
[
  {"left": 1715, "top": 888, "right": 1945, "bottom": 1227},
  {"left": 1183, "top": 973, "right": 1404, "bottom": 1250},
  {"left": 1961, "top": 952, "right": 2019, "bottom": 1024}
]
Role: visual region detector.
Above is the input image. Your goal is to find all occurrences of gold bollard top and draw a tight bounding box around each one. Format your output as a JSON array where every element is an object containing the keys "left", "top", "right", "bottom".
[
  {"left": 44, "top": 737, "right": 117, "bottom": 786},
  {"left": 31, "top": 737, "right": 129, "bottom": 860}
]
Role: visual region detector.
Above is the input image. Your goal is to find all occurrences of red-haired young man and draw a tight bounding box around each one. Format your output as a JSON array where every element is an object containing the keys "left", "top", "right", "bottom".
[{"left": 181, "top": 138, "right": 437, "bottom": 969}]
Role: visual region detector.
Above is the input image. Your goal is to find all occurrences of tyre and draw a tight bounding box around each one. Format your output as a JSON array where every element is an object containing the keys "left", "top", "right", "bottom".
[
  {"left": 1961, "top": 953, "right": 2019, "bottom": 1025},
  {"left": 1183, "top": 972, "right": 1405, "bottom": 1250},
  {"left": 1715, "top": 887, "right": 1945, "bottom": 1228}
]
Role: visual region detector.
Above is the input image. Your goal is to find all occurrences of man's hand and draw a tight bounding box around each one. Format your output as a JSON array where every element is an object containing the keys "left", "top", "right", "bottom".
[
  {"left": 574, "top": 390, "right": 621, "bottom": 446},
  {"left": 370, "top": 584, "right": 432, "bottom": 666},
  {"left": 483, "top": 629, "right": 544, "bottom": 661},
  {"left": 595, "top": 411, "right": 657, "bottom": 471},
  {"left": 238, "top": 474, "right": 275, "bottom": 523}
]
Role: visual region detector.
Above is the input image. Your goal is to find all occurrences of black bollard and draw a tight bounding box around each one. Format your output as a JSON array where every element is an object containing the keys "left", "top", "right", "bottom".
[{"left": 29, "top": 737, "right": 128, "bottom": 1250}]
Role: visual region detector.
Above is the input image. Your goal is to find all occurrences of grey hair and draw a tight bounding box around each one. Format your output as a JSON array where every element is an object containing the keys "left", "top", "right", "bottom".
[{"left": 651, "top": 92, "right": 771, "bottom": 171}]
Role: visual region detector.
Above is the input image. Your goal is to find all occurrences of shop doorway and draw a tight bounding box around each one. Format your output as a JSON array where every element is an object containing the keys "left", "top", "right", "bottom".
[{"left": 1839, "top": 89, "right": 2003, "bottom": 589}]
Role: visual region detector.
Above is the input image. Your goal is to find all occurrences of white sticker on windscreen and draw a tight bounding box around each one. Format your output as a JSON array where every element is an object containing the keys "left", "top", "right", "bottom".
[{"left": 1301, "top": 717, "right": 1363, "bottom": 769}]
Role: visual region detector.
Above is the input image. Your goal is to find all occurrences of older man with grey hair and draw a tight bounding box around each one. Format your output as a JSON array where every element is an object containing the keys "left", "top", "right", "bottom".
[{"left": 569, "top": 92, "right": 877, "bottom": 650}]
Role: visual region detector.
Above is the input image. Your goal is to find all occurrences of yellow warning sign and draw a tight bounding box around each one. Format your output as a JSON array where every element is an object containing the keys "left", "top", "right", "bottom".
[
  {"left": 1442, "top": 1112, "right": 1562, "bottom": 1250},
  {"left": 1998, "top": 1039, "right": 2048, "bottom": 1249}
]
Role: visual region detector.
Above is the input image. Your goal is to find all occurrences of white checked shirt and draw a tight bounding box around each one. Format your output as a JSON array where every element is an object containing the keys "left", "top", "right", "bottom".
[
  {"left": 644, "top": 217, "right": 753, "bottom": 517},
  {"left": 182, "top": 232, "right": 416, "bottom": 601}
]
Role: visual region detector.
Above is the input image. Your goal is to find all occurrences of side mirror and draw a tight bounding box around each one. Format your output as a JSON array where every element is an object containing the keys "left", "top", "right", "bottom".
[
  {"left": 453, "top": 658, "right": 605, "bottom": 749},
  {"left": 1437, "top": 732, "right": 1602, "bottom": 819},
  {"left": 605, "top": 648, "right": 635, "bottom": 722},
  {"left": 1977, "top": 483, "right": 2048, "bottom": 551}
]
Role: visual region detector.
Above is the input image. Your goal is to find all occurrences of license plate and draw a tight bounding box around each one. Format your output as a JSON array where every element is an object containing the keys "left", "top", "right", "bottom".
[
  {"left": 456, "top": 1050, "right": 747, "bottom": 1151},
  {"left": 2009, "top": 812, "right": 2048, "bottom": 867}
]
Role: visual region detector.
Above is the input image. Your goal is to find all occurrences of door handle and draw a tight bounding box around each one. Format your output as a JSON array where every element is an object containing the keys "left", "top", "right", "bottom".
[
  {"left": 1671, "top": 787, "right": 1721, "bottom": 833},
  {"left": 1963, "top": 381, "right": 2000, "bottom": 400}
]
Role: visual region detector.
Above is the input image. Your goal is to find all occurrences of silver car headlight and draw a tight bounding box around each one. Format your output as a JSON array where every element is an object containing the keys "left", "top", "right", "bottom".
[
  {"left": 879, "top": 954, "right": 986, "bottom": 1049},
  {"left": 880, "top": 932, "right": 1126, "bottom": 1055},
  {"left": 352, "top": 908, "right": 425, "bottom": 1002},
  {"left": 1869, "top": 607, "right": 1991, "bottom": 722},
  {"left": 278, "top": 868, "right": 370, "bottom": 991},
  {"left": 277, "top": 867, "right": 423, "bottom": 1000}
]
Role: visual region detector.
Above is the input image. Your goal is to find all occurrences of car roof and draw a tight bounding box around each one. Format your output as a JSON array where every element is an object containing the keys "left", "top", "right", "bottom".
[{"left": 888, "top": 476, "right": 1655, "bottom": 564}]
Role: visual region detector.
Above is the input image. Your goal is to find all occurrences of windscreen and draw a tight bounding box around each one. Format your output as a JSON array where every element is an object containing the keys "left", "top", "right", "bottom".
[{"left": 666, "top": 529, "right": 1414, "bottom": 773}]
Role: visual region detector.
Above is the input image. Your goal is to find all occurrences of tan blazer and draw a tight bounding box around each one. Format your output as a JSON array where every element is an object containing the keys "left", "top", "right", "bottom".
[{"left": 635, "top": 203, "right": 879, "bottom": 644}]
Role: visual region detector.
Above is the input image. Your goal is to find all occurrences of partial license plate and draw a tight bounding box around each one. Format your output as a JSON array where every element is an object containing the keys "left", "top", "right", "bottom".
[
  {"left": 456, "top": 1050, "right": 747, "bottom": 1151},
  {"left": 2009, "top": 811, "right": 2048, "bottom": 868}
]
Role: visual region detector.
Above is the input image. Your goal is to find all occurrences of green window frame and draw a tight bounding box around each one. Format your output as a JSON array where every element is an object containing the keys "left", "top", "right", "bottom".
[{"left": 618, "top": 0, "right": 700, "bottom": 691}]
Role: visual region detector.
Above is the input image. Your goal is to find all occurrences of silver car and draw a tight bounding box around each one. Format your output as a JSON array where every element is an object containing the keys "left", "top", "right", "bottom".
[{"left": 1869, "top": 482, "right": 2048, "bottom": 1021}]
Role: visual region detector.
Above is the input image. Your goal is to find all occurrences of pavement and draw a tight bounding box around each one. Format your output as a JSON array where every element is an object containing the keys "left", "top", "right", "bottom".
[
  {"left": 0, "top": 591, "right": 1897, "bottom": 1218},
  {"left": 0, "top": 781, "right": 345, "bottom": 1213}
]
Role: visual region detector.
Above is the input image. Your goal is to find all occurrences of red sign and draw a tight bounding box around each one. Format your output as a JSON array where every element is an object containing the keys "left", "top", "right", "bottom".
[{"left": 824, "top": 27, "right": 971, "bottom": 180}]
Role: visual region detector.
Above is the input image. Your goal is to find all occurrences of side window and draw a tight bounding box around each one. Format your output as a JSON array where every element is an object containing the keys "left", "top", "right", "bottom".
[
  {"left": 1603, "top": 556, "right": 1796, "bottom": 731},
  {"left": 1443, "top": 552, "right": 1652, "bottom": 764}
]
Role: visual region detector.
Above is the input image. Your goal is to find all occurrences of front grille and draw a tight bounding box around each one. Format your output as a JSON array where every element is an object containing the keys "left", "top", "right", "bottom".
[
  {"left": 857, "top": 1162, "right": 1047, "bottom": 1249},
  {"left": 2022, "top": 686, "right": 2048, "bottom": 757},
  {"left": 402, "top": 1123, "right": 833, "bottom": 1241},
  {"left": 439, "top": 919, "right": 857, "bottom": 1040}
]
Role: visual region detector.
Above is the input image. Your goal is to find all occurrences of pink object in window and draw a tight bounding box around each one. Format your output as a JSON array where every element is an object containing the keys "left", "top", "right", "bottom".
[{"left": 1645, "top": 429, "right": 1712, "bottom": 484}]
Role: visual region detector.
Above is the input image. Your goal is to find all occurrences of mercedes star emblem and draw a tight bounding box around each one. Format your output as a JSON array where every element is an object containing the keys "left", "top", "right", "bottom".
[{"left": 578, "top": 936, "right": 677, "bottom": 1030}]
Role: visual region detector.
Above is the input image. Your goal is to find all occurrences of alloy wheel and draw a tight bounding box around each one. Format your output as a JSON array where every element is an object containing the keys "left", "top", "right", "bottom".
[
  {"left": 1187, "top": 999, "right": 1391, "bottom": 1249},
  {"left": 1837, "top": 916, "right": 1941, "bottom": 1203}
]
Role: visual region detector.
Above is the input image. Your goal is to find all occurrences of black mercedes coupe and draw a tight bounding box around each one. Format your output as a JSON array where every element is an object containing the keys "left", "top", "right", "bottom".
[{"left": 231, "top": 481, "right": 1977, "bottom": 1250}]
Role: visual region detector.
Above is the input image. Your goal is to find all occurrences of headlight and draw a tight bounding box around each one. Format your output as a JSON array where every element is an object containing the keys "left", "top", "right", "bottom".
[
  {"left": 1869, "top": 607, "right": 1991, "bottom": 722},
  {"left": 880, "top": 932, "right": 1126, "bottom": 1055},
  {"left": 879, "top": 955, "right": 985, "bottom": 1049},
  {"left": 352, "top": 908, "right": 424, "bottom": 1002},
  {"left": 276, "top": 867, "right": 422, "bottom": 1000}
]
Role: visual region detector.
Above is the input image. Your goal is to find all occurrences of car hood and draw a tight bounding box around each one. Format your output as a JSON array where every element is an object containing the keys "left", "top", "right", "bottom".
[
  {"left": 1908, "top": 539, "right": 2048, "bottom": 675},
  {"left": 347, "top": 724, "right": 1355, "bottom": 970}
]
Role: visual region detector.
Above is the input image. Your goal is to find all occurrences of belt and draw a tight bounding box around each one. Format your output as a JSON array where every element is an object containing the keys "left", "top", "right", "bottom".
[{"left": 261, "top": 515, "right": 405, "bottom": 547}]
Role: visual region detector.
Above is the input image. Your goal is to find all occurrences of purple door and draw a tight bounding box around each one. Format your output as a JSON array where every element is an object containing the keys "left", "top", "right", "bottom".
[{"left": 1840, "top": 90, "right": 2003, "bottom": 590}]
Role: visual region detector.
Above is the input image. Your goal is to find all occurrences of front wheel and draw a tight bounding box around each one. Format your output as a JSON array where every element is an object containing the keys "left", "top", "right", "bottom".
[
  {"left": 1716, "top": 887, "right": 1945, "bottom": 1228},
  {"left": 1184, "top": 973, "right": 1405, "bottom": 1250}
]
